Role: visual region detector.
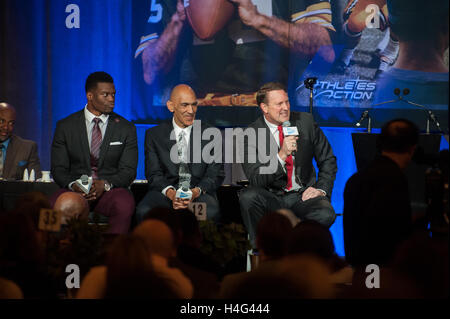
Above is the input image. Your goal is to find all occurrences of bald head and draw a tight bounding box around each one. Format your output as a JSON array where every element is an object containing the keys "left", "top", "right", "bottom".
[
  {"left": 0, "top": 102, "right": 16, "bottom": 142},
  {"left": 169, "top": 84, "right": 195, "bottom": 101},
  {"left": 54, "top": 192, "right": 89, "bottom": 224},
  {"left": 133, "top": 220, "right": 176, "bottom": 259},
  {"left": 167, "top": 84, "right": 198, "bottom": 128}
]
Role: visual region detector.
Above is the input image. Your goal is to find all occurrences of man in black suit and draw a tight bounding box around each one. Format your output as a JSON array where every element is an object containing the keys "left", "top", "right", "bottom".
[
  {"left": 51, "top": 72, "right": 138, "bottom": 234},
  {"left": 343, "top": 119, "right": 419, "bottom": 267},
  {"left": 239, "top": 82, "right": 337, "bottom": 246},
  {"left": 0, "top": 102, "right": 41, "bottom": 180},
  {"left": 136, "top": 84, "right": 224, "bottom": 223}
]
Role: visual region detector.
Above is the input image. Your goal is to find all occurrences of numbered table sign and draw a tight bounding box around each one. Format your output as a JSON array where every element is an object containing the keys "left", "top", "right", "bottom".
[
  {"left": 188, "top": 202, "right": 207, "bottom": 221},
  {"left": 38, "top": 208, "right": 62, "bottom": 232}
]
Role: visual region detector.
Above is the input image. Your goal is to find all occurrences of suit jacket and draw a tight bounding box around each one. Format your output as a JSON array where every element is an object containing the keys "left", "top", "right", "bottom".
[
  {"left": 51, "top": 109, "right": 138, "bottom": 188},
  {"left": 242, "top": 113, "right": 337, "bottom": 197},
  {"left": 1, "top": 135, "right": 42, "bottom": 180},
  {"left": 145, "top": 120, "right": 224, "bottom": 195},
  {"left": 343, "top": 155, "right": 412, "bottom": 267}
]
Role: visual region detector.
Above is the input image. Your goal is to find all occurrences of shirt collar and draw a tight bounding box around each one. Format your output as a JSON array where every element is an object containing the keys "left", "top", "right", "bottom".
[
  {"left": 172, "top": 117, "right": 193, "bottom": 137},
  {"left": 84, "top": 105, "right": 109, "bottom": 124},
  {"left": 263, "top": 116, "right": 280, "bottom": 135},
  {"left": 0, "top": 137, "right": 10, "bottom": 150}
]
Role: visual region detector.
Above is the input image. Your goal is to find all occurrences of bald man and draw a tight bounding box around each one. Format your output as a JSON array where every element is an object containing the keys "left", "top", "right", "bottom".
[
  {"left": 77, "top": 221, "right": 193, "bottom": 299},
  {"left": 53, "top": 192, "right": 89, "bottom": 225},
  {"left": 135, "top": 84, "right": 224, "bottom": 223},
  {"left": 0, "top": 102, "right": 41, "bottom": 180}
]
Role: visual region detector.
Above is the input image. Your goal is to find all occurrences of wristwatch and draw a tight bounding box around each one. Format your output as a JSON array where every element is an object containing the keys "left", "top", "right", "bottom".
[{"left": 104, "top": 181, "right": 112, "bottom": 192}]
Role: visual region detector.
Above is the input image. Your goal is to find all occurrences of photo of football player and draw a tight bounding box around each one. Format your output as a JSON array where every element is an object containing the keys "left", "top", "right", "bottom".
[
  {"left": 134, "top": 0, "right": 337, "bottom": 106},
  {"left": 333, "top": 0, "right": 399, "bottom": 78}
]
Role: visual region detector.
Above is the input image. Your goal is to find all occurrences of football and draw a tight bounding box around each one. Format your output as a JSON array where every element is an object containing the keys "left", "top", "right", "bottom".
[{"left": 185, "top": 0, "right": 235, "bottom": 40}]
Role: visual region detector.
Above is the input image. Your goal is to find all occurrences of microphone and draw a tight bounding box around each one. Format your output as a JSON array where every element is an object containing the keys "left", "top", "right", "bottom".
[
  {"left": 355, "top": 110, "right": 369, "bottom": 127},
  {"left": 81, "top": 174, "right": 89, "bottom": 185},
  {"left": 394, "top": 88, "right": 401, "bottom": 96},
  {"left": 176, "top": 165, "right": 192, "bottom": 200},
  {"left": 427, "top": 110, "right": 442, "bottom": 131},
  {"left": 75, "top": 174, "right": 93, "bottom": 194},
  {"left": 304, "top": 77, "right": 318, "bottom": 89},
  {"left": 282, "top": 121, "right": 299, "bottom": 157},
  {"left": 403, "top": 88, "right": 410, "bottom": 96}
]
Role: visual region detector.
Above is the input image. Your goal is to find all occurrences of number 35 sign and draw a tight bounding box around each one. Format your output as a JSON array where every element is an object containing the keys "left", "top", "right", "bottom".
[{"left": 38, "top": 208, "right": 62, "bottom": 232}]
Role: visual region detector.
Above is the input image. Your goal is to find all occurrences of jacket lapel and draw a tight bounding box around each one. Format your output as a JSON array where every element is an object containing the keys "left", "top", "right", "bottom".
[
  {"left": 78, "top": 111, "right": 92, "bottom": 169},
  {"left": 3, "top": 135, "right": 18, "bottom": 177},
  {"left": 98, "top": 113, "right": 116, "bottom": 168}
]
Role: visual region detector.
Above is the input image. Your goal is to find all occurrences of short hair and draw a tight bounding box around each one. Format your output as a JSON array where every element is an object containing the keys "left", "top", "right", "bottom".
[
  {"left": 287, "top": 220, "right": 335, "bottom": 261},
  {"left": 388, "top": 0, "right": 449, "bottom": 42},
  {"left": 85, "top": 71, "right": 114, "bottom": 93},
  {"left": 256, "top": 82, "right": 287, "bottom": 106},
  {"left": 378, "top": 119, "right": 419, "bottom": 153},
  {"left": 256, "top": 212, "right": 293, "bottom": 258}
]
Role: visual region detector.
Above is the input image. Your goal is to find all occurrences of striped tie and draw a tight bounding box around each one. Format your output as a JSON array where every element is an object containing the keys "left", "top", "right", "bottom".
[
  {"left": 90, "top": 118, "right": 102, "bottom": 179},
  {"left": 0, "top": 143, "right": 4, "bottom": 177}
]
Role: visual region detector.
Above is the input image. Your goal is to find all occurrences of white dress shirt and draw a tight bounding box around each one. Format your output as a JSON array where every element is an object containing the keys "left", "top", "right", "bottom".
[
  {"left": 161, "top": 118, "right": 194, "bottom": 196},
  {"left": 84, "top": 105, "right": 109, "bottom": 149},
  {"left": 263, "top": 117, "right": 302, "bottom": 192},
  {"left": 68, "top": 106, "right": 110, "bottom": 189}
]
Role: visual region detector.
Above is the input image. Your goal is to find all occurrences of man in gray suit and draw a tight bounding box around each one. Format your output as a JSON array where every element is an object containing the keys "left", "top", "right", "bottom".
[{"left": 0, "top": 102, "right": 41, "bottom": 180}]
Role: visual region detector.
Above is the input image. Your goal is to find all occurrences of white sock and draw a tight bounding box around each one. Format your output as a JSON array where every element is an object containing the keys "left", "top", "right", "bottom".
[{"left": 379, "top": 32, "right": 399, "bottom": 65}]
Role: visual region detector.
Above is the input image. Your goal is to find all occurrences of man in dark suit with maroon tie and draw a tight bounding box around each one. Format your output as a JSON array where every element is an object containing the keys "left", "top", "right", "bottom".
[{"left": 51, "top": 72, "right": 138, "bottom": 234}]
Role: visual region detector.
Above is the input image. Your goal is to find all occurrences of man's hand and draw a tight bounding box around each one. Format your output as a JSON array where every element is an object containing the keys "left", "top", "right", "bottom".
[
  {"left": 191, "top": 187, "right": 201, "bottom": 201},
  {"left": 278, "top": 135, "right": 298, "bottom": 161},
  {"left": 173, "top": 0, "right": 187, "bottom": 23},
  {"left": 72, "top": 183, "right": 96, "bottom": 201},
  {"left": 166, "top": 188, "right": 189, "bottom": 210},
  {"left": 92, "top": 180, "right": 106, "bottom": 199},
  {"left": 229, "top": 0, "right": 260, "bottom": 27},
  {"left": 302, "top": 187, "right": 326, "bottom": 201}
]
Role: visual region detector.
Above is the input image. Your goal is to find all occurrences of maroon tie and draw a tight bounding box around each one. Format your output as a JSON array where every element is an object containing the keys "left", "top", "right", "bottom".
[
  {"left": 90, "top": 118, "right": 102, "bottom": 179},
  {"left": 278, "top": 125, "right": 293, "bottom": 190}
]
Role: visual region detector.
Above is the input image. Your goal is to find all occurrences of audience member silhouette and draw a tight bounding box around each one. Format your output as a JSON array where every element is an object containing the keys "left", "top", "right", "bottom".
[
  {"left": 220, "top": 212, "right": 293, "bottom": 297},
  {"left": 344, "top": 119, "right": 419, "bottom": 267},
  {"left": 104, "top": 235, "right": 178, "bottom": 299},
  {"left": 53, "top": 191, "right": 89, "bottom": 225},
  {"left": 143, "top": 207, "right": 221, "bottom": 298},
  {"left": 287, "top": 220, "right": 353, "bottom": 287},
  {"left": 223, "top": 255, "right": 334, "bottom": 299},
  {"left": 0, "top": 212, "right": 56, "bottom": 298}
]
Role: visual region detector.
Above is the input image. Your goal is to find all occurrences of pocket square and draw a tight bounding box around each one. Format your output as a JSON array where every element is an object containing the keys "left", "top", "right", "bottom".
[
  {"left": 109, "top": 141, "right": 123, "bottom": 145},
  {"left": 18, "top": 160, "right": 28, "bottom": 167}
]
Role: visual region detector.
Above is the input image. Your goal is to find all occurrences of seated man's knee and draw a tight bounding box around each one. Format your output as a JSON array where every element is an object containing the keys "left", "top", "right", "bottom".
[
  {"left": 317, "top": 200, "right": 336, "bottom": 228},
  {"left": 111, "top": 189, "right": 135, "bottom": 216},
  {"left": 239, "top": 187, "right": 261, "bottom": 206}
]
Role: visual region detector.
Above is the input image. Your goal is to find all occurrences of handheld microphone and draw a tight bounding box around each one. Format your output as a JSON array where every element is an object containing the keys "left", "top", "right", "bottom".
[
  {"left": 282, "top": 121, "right": 299, "bottom": 157},
  {"left": 176, "top": 167, "right": 193, "bottom": 200},
  {"left": 75, "top": 175, "right": 93, "bottom": 194},
  {"left": 81, "top": 174, "right": 89, "bottom": 185},
  {"left": 355, "top": 110, "right": 369, "bottom": 127}
]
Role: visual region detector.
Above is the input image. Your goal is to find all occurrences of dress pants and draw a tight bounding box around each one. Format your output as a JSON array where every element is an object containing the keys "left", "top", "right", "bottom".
[
  {"left": 239, "top": 187, "right": 336, "bottom": 247},
  {"left": 50, "top": 188, "right": 135, "bottom": 234},
  {"left": 135, "top": 190, "right": 221, "bottom": 223}
]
